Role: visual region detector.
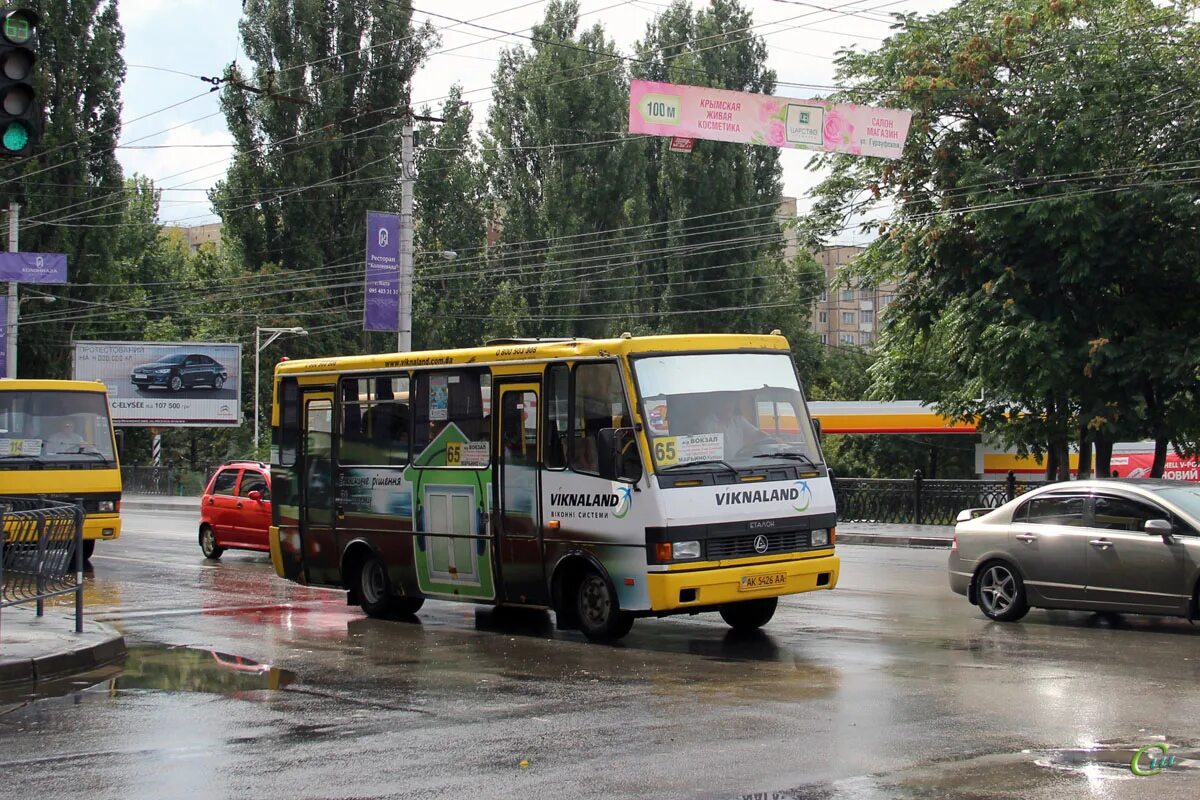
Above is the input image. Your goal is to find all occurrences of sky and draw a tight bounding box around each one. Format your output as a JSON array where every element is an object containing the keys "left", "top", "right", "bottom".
[{"left": 117, "top": 0, "right": 952, "bottom": 234}]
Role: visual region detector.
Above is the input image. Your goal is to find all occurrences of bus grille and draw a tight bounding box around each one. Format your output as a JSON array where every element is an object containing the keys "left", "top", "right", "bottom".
[{"left": 706, "top": 530, "right": 811, "bottom": 559}]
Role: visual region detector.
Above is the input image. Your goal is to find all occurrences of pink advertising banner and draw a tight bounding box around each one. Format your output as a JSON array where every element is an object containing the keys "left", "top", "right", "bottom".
[{"left": 629, "top": 80, "right": 912, "bottom": 160}]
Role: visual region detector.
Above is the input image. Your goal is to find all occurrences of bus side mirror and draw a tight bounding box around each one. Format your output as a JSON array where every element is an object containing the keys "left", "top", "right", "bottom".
[
  {"left": 812, "top": 417, "right": 822, "bottom": 440},
  {"left": 597, "top": 427, "right": 642, "bottom": 484}
]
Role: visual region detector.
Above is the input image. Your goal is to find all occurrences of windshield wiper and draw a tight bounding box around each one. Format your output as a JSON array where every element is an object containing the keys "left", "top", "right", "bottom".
[
  {"left": 659, "top": 459, "right": 738, "bottom": 474},
  {"left": 754, "top": 451, "right": 820, "bottom": 469}
]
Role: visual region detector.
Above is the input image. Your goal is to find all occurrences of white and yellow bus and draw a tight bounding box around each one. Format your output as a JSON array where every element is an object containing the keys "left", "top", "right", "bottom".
[
  {"left": 0, "top": 379, "right": 122, "bottom": 559},
  {"left": 268, "top": 333, "right": 838, "bottom": 641}
]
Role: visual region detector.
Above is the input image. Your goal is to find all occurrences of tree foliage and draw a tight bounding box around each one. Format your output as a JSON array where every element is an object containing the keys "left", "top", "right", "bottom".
[
  {"left": 6, "top": 0, "right": 127, "bottom": 378},
  {"left": 806, "top": 0, "right": 1200, "bottom": 477}
]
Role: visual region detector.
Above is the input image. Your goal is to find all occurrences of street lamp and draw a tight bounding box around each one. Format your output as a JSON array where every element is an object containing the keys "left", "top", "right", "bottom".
[{"left": 254, "top": 325, "right": 307, "bottom": 456}]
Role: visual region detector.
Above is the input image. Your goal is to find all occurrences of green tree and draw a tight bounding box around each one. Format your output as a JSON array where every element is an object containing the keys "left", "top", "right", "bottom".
[
  {"left": 412, "top": 86, "right": 489, "bottom": 350},
  {"left": 806, "top": 0, "right": 1200, "bottom": 478},
  {"left": 631, "top": 0, "right": 803, "bottom": 335},
  {"left": 482, "top": 0, "right": 643, "bottom": 337},
  {"left": 212, "top": 0, "right": 437, "bottom": 359},
  {"left": 4, "top": 0, "right": 127, "bottom": 378}
]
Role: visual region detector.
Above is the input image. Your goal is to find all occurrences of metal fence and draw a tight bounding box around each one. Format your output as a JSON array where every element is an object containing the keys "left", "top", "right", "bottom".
[
  {"left": 1, "top": 496, "right": 85, "bottom": 636},
  {"left": 833, "top": 471, "right": 1045, "bottom": 526},
  {"left": 121, "top": 465, "right": 217, "bottom": 497}
]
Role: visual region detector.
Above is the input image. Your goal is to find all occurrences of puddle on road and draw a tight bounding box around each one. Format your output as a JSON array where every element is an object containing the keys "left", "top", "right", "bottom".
[
  {"left": 0, "top": 644, "right": 295, "bottom": 707},
  {"left": 738, "top": 740, "right": 1200, "bottom": 799}
]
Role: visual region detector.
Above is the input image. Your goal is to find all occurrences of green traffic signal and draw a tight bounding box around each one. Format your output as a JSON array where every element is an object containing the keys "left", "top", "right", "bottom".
[
  {"left": 2, "top": 119, "right": 28, "bottom": 152},
  {"left": 3, "top": 16, "right": 29, "bottom": 45},
  {"left": 0, "top": 8, "right": 37, "bottom": 157}
]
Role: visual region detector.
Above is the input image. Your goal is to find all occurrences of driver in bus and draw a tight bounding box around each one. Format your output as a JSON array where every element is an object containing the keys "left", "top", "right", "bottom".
[
  {"left": 701, "top": 392, "right": 765, "bottom": 459},
  {"left": 46, "top": 418, "right": 86, "bottom": 453}
]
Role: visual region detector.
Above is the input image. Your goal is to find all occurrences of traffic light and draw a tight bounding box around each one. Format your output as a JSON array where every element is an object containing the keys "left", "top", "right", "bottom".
[{"left": 0, "top": 8, "right": 38, "bottom": 157}]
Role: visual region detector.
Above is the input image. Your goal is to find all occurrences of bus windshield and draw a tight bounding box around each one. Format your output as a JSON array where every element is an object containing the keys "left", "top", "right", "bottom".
[
  {"left": 0, "top": 390, "right": 117, "bottom": 465},
  {"left": 632, "top": 352, "right": 821, "bottom": 470}
]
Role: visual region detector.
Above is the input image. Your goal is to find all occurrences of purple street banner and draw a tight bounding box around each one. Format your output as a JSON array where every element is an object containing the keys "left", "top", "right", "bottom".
[
  {"left": 0, "top": 302, "right": 7, "bottom": 377},
  {"left": 363, "top": 211, "right": 400, "bottom": 332},
  {"left": 0, "top": 252, "right": 68, "bottom": 284},
  {"left": 629, "top": 80, "right": 913, "bottom": 160}
]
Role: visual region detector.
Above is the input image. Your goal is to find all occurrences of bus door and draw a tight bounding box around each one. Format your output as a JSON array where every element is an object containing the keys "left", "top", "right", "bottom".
[
  {"left": 300, "top": 389, "right": 338, "bottom": 585},
  {"left": 494, "top": 380, "right": 548, "bottom": 605}
]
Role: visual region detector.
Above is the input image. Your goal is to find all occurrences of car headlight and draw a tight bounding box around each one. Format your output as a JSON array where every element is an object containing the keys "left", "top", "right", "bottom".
[
  {"left": 97, "top": 500, "right": 115, "bottom": 512},
  {"left": 672, "top": 540, "right": 701, "bottom": 560},
  {"left": 154, "top": 368, "right": 172, "bottom": 373},
  {"left": 810, "top": 529, "right": 829, "bottom": 547}
]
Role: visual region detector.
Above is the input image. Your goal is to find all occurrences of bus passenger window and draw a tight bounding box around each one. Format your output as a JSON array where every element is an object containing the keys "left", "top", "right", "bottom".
[
  {"left": 338, "top": 375, "right": 409, "bottom": 466},
  {"left": 571, "top": 363, "right": 628, "bottom": 476},
  {"left": 413, "top": 370, "right": 490, "bottom": 465},
  {"left": 544, "top": 364, "right": 568, "bottom": 470}
]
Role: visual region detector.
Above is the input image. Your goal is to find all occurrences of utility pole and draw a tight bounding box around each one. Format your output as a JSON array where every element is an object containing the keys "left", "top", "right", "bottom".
[
  {"left": 6, "top": 200, "right": 17, "bottom": 378},
  {"left": 398, "top": 115, "right": 414, "bottom": 353},
  {"left": 397, "top": 112, "right": 442, "bottom": 354}
]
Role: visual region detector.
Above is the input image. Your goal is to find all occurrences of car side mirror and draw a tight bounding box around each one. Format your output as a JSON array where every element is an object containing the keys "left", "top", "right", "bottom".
[
  {"left": 1144, "top": 518, "right": 1173, "bottom": 543},
  {"left": 597, "top": 427, "right": 642, "bottom": 484},
  {"left": 248, "top": 490, "right": 263, "bottom": 503}
]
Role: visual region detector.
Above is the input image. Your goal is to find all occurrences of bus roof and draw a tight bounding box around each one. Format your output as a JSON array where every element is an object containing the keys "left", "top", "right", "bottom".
[
  {"left": 0, "top": 378, "right": 110, "bottom": 393},
  {"left": 274, "top": 333, "right": 791, "bottom": 377}
]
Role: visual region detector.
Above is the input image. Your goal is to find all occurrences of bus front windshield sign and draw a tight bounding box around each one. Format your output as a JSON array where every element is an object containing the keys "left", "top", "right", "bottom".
[{"left": 632, "top": 353, "right": 821, "bottom": 470}]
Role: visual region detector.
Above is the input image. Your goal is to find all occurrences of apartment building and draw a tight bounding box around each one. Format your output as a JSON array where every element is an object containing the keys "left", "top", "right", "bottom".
[{"left": 809, "top": 245, "right": 896, "bottom": 348}]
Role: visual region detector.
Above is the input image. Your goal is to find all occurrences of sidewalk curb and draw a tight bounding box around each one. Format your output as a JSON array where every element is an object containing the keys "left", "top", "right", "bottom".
[
  {"left": 121, "top": 500, "right": 198, "bottom": 514},
  {"left": 0, "top": 625, "right": 127, "bottom": 687},
  {"left": 837, "top": 533, "right": 953, "bottom": 549}
]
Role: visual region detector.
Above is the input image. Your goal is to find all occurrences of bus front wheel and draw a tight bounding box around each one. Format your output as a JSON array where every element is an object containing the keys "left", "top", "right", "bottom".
[
  {"left": 576, "top": 571, "right": 634, "bottom": 641},
  {"left": 719, "top": 597, "right": 778, "bottom": 631}
]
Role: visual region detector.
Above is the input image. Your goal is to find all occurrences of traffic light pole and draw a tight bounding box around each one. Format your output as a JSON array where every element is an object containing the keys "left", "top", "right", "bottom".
[{"left": 6, "top": 200, "right": 17, "bottom": 379}]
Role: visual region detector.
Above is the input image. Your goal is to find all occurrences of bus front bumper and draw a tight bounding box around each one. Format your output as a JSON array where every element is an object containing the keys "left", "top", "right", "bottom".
[
  {"left": 83, "top": 514, "right": 121, "bottom": 542},
  {"left": 646, "top": 551, "right": 839, "bottom": 612}
]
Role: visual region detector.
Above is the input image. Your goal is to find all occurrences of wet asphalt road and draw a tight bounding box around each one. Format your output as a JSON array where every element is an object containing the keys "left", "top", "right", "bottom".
[{"left": 1, "top": 510, "right": 1199, "bottom": 800}]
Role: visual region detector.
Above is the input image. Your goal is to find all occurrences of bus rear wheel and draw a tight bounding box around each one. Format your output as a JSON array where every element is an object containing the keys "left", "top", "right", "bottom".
[
  {"left": 719, "top": 597, "right": 778, "bottom": 631},
  {"left": 576, "top": 571, "right": 634, "bottom": 641},
  {"left": 81, "top": 540, "right": 96, "bottom": 562},
  {"left": 358, "top": 554, "right": 394, "bottom": 618}
]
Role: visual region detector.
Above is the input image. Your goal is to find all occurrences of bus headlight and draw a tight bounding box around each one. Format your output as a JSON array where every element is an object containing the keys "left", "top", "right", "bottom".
[
  {"left": 810, "top": 529, "right": 829, "bottom": 547},
  {"left": 672, "top": 540, "right": 701, "bottom": 560},
  {"left": 97, "top": 500, "right": 116, "bottom": 513}
]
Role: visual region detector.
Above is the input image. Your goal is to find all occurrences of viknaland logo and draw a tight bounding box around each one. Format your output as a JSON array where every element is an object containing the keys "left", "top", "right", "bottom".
[
  {"left": 793, "top": 480, "right": 812, "bottom": 512},
  {"left": 613, "top": 485, "right": 632, "bottom": 519}
]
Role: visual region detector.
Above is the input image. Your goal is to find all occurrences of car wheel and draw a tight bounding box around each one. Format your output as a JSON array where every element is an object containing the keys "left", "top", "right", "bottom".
[
  {"left": 199, "top": 525, "right": 223, "bottom": 559},
  {"left": 81, "top": 540, "right": 96, "bottom": 562},
  {"left": 576, "top": 570, "right": 634, "bottom": 641},
  {"left": 719, "top": 597, "right": 778, "bottom": 631},
  {"left": 168, "top": 374, "right": 183, "bottom": 392},
  {"left": 976, "top": 561, "right": 1029, "bottom": 622},
  {"left": 213, "top": 374, "right": 225, "bottom": 390},
  {"left": 358, "top": 553, "right": 394, "bottom": 618}
]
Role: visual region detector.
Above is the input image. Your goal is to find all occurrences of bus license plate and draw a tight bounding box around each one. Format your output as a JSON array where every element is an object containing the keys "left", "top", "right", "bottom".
[{"left": 739, "top": 572, "right": 786, "bottom": 592}]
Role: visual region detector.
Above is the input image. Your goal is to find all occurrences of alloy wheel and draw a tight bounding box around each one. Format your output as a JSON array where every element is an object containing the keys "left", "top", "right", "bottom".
[{"left": 980, "top": 564, "right": 1016, "bottom": 616}]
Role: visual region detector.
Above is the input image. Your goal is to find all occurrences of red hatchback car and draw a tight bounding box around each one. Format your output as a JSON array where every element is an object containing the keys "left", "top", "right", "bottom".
[{"left": 199, "top": 461, "right": 272, "bottom": 559}]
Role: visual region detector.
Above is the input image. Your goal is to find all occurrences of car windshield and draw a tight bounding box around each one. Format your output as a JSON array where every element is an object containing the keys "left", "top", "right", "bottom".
[
  {"left": 632, "top": 352, "right": 822, "bottom": 471},
  {"left": 156, "top": 354, "right": 188, "bottom": 365},
  {"left": 0, "top": 390, "right": 117, "bottom": 465}
]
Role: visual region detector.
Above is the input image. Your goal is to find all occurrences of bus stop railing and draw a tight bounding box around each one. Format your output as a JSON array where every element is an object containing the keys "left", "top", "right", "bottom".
[{"left": 0, "top": 496, "right": 85, "bottom": 639}]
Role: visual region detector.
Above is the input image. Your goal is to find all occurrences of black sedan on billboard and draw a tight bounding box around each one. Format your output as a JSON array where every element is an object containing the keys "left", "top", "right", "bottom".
[{"left": 131, "top": 353, "right": 228, "bottom": 392}]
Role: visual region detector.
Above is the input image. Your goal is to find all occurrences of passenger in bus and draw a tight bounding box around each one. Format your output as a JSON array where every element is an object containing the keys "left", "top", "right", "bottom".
[{"left": 701, "top": 393, "right": 765, "bottom": 459}]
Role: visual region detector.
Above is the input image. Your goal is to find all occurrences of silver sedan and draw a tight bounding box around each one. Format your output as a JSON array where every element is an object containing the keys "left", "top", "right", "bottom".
[{"left": 948, "top": 479, "right": 1200, "bottom": 622}]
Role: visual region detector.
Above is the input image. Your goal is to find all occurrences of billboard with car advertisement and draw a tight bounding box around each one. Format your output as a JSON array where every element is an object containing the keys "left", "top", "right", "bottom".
[{"left": 72, "top": 341, "right": 242, "bottom": 427}]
